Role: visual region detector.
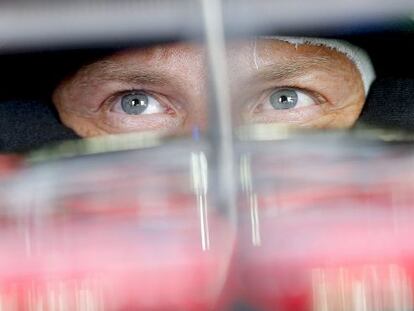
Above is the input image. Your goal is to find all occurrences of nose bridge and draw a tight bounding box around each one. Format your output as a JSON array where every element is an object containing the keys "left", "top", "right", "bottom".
[
  {"left": 176, "top": 45, "right": 209, "bottom": 132},
  {"left": 180, "top": 41, "right": 257, "bottom": 133},
  {"left": 180, "top": 44, "right": 208, "bottom": 95},
  {"left": 182, "top": 79, "right": 209, "bottom": 132}
]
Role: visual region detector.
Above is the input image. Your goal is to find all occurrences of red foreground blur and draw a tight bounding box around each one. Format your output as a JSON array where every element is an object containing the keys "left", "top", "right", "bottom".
[{"left": 1, "top": 142, "right": 414, "bottom": 311}]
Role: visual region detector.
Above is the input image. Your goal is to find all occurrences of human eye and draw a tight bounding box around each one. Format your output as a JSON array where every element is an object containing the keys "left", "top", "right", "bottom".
[
  {"left": 98, "top": 90, "right": 184, "bottom": 134},
  {"left": 111, "top": 92, "right": 166, "bottom": 115},
  {"left": 265, "top": 88, "right": 315, "bottom": 110},
  {"left": 245, "top": 87, "right": 326, "bottom": 124}
]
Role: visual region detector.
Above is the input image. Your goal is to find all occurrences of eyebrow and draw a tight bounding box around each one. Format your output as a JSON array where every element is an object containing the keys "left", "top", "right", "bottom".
[
  {"left": 245, "top": 55, "right": 333, "bottom": 85},
  {"left": 82, "top": 60, "right": 173, "bottom": 87},
  {"left": 105, "top": 70, "right": 171, "bottom": 86},
  {"left": 81, "top": 54, "right": 333, "bottom": 91}
]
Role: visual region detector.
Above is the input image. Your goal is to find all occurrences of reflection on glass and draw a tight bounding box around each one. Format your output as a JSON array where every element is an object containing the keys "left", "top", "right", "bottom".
[
  {"left": 0, "top": 138, "right": 236, "bottom": 310},
  {"left": 237, "top": 133, "right": 414, "bottom": 311}
]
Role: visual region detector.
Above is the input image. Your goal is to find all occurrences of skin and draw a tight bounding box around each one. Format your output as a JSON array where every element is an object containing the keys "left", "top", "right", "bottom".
[{"left": 53, "top": 39, "right": 365, "bottom": 137}]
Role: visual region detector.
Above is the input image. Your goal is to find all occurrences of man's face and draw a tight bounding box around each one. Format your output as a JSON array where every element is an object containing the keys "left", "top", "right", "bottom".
[{"left": 53, "top": 39, "right": 365, "bottom": 137}]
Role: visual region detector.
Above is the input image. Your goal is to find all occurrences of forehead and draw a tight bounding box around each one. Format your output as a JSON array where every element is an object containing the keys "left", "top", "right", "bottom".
[{"left": 99, "top": 39, "right": 354, "bottom": 72}]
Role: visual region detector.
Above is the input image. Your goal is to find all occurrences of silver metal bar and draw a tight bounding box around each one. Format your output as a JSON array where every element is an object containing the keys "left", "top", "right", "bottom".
[{"left": 201, "top": 0, "right": 236, "bottom": 222}]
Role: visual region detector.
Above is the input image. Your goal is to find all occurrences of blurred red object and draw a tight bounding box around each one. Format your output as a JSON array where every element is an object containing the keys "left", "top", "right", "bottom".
[
  {"left": 0, "top": 154, "right": 22, "bottom": 178},
  {"left": 237, "top": 178, "right": 414, "bottom": 311},
  {"left": 0, "top": 210, "right": 236, "bottom": 310}
]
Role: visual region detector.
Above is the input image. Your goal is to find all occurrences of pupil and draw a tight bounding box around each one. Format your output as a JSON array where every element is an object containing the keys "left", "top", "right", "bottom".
[
  {"left": 131, "top": 99, "right": 144, "bottom": 107},
  {"left": 279, "top": 95, "right": 288, "bottom": 103}
]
